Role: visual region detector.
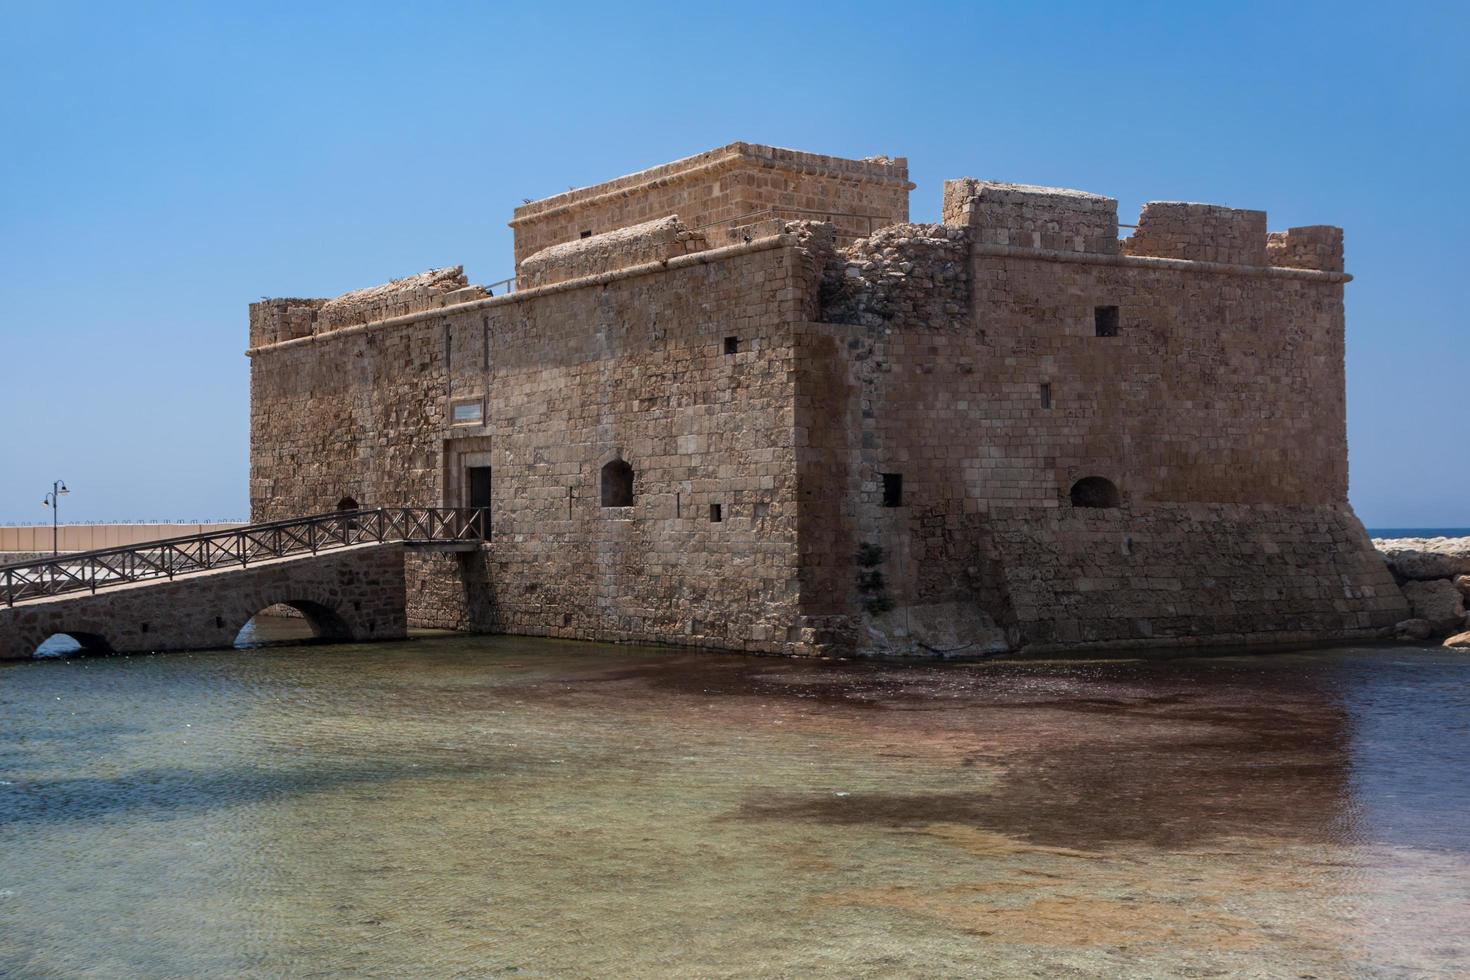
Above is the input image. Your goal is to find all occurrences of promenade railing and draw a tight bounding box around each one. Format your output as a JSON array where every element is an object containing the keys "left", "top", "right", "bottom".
[{"left": 0, "top": 507, "right": 487, "bottom": 607}]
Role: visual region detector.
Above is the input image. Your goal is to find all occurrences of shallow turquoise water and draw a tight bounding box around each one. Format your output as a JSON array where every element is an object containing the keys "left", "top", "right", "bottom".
[{"left": 2, "top": 634, "right": 1468, "bottom": 977}]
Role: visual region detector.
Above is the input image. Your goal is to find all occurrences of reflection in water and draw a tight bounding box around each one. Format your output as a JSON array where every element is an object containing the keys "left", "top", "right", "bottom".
[
  {"left": 32, "top": 634, "right": 83, "bottom": 658},
  {"left": 234, "top": 610, "right": 318, "bottom": 648},
  {"left": 1, "top": 637, "right": 1467, "bottom": 976}
]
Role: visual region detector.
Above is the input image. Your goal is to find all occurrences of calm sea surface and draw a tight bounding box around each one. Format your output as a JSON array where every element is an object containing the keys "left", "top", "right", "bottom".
[
  {"left": 3, "top": 629, "right": 1469, "bottom": 977},
  {"left": 1367, "top": 527, "right": 1470, "bottom": 539}
]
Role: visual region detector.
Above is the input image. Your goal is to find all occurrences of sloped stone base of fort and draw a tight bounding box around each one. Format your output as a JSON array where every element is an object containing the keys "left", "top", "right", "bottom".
[{"left": 989, "top": 504, "right": 1404, "bottom": 652}]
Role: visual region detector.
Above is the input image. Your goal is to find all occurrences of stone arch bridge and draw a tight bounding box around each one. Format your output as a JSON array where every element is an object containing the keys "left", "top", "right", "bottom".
[{"left": 0, "top": 508, "right": 484, "bottom": 660}]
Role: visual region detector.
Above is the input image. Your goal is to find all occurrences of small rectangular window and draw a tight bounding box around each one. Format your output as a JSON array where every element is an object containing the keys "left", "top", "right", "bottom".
[
  {"left": 579, "top": 230, "right": 592, "bottom": 239},
  {"left": 881, "top": 473, "right": 903, "bottom": 508},
  {"left": 1040, "top": 382, "right": 1052, "bottom": 409},
  {"left": 451, "top": 400, "right": 483, "bottom": 425},
  {"left": 709, "top": 503, "right": 723, "bottom": 523},
  {"left": 1095, "top": 305, "right": 1119, "bottom": 337},
  {"left": 723, "top": 336, "right": 739, "bottom": 355}
]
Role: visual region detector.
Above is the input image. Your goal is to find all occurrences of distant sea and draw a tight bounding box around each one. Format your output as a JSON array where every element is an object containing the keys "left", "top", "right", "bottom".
[{"left": 1367, "top": 527, "right": 1470, "bottom": 540}]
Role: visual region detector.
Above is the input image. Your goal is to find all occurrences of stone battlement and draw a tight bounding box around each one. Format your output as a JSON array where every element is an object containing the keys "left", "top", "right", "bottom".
[
  {"left": 943, "top": 179, "right": 1120, "bottom": 255},
  {"left": 943, "top": 179, "right": 1342, "bottom": 272},
  {"left": 1121, "top": 201, "right": 1268, "bottom": 266}
]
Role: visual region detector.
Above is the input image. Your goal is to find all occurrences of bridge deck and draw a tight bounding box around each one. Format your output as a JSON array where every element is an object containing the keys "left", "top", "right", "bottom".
[{"left": 1, "top": 507, "right": 486, "bottom": 608}]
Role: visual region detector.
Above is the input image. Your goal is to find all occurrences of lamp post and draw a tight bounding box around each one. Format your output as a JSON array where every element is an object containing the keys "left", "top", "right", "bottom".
[{"left": 41, "top": 480, "right": 69, "bottom": 556}]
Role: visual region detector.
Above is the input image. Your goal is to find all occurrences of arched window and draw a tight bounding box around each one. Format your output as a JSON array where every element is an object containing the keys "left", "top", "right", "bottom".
[
  {"left": 336, "top": 496, "right": 359, "bottom": 511},
  {"left": 600, "top": 459, "right": 634, "bottom": 508},
  {"left": 1070, "top": 476, "right": 1121, "bottom": 509}
]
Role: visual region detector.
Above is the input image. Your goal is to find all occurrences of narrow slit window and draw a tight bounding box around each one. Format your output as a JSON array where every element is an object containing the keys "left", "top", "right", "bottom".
[
  {"left": 1094, "top": 305, "right": 1119, "bottom": 337},
  {"left": 881, "top": 473, "right": 903, "bottom": 508},
  {"left": 709, "top": 503, "right": 723, "bottom": 523},
  {"left": 1040, "top": 382, "right": 1053, "bottom": 409},
  {"left": 723, "top": 336, "right": 739, "bottom": 355}
]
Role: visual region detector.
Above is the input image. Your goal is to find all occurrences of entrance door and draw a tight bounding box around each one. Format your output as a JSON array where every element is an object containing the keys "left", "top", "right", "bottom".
[{"left": 467, "top": 466, "right": 491, "bottom": 537}]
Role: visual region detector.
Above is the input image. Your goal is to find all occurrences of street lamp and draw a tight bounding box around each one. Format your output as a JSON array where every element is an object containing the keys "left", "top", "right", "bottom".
[{"left": 41, "top": 480, "right": 69, "bottom": 556}]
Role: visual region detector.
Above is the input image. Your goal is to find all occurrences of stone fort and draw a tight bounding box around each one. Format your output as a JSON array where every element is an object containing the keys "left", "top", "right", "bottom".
[{"left": 247, "top": 141, "right": 1407, "bottom": 657}]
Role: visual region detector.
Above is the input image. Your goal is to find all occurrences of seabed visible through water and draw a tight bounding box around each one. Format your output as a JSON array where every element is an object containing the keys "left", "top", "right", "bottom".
[{"left": 2, "top": 622, "right": 1468, "bottom": 977}]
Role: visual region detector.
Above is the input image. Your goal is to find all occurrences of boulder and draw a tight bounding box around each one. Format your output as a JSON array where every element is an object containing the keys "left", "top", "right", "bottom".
[
  {"left": 1401, "top": 579, "right": 1467, "bottom": 635},
  {"left": 1395, "top": 618, "right": 1435, "bottom": 641},
  {"left": 1373, "top": 536, "right": 1470, "bottom": 581},
  {"left": 1444, "top": 630, "right": 1470, "bottom": 649},
  {"left": 1456, "top": 574, "right": 1470, "bottom": 603}
]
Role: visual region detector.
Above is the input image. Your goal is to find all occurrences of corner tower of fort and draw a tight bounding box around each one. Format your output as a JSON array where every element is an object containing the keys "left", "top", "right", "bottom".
[{"left": 246, "top": 142, "right": 1407, "bottom": 657}]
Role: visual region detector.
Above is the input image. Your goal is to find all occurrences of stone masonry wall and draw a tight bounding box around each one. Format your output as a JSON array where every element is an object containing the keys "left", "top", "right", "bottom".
[
  {"left": 1122, "top": 202, "right": 1269, "bottom": 266},
  {"left": 797, "top": 223, "right": 1015, "bottom": 655},
  {"left": 1266, "top": 226, "right": 1345, "bottom": 272},
  {"left": 989, "top": 504, "right": 1403, "bottom": 650},
  {"left": 250, "top": 237, "right": 818, "bottom": 654},
  {"left": 793, "top": 183, "right": 1405, "bottom": 653},
  {"left": 248, "top": 145, "right": 1399, "bottom": 657},
  {"left": 509, "top": 142, "right": 912, "bottom": 267},
  {"left": 942, "top": 179, "right": 1119, "bottom": 255},
  {"left": 0, "top": 543, "right": 406, "bottom": 660}
]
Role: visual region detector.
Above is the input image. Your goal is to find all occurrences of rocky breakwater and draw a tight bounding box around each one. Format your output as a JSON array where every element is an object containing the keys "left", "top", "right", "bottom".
[{"left": 1374, "top": 536, "right": 1470, "bottom": 647}]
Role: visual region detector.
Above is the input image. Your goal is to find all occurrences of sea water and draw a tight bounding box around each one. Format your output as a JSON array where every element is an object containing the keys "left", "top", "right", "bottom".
[{"left": 3, "top": 634, "right": 1468, "bottom": 977}]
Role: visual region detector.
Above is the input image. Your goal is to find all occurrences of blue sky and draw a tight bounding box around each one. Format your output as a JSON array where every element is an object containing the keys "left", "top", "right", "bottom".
[{"left": 0, "top": 1, "right": 1464, "bottom": 526}]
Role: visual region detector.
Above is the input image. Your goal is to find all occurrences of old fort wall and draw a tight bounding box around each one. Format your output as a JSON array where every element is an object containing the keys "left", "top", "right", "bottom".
[
  {"left": 250, "top": 236, "right": 819, "bottom": 653},
  {"left": 248, "top": 145, "right": 1408, "bottom": 657},
  {"left": 792, "top": 184, "right": 1405, "bottom": 653}
]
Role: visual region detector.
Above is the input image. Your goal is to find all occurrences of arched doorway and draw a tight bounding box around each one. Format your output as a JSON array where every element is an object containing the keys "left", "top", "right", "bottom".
[
  {"left": 234, "top": 600, "right": 354, "bottom": 649},
  {"left": 600, "top": 459, "right": 634, "bottom": 507},
  {"left": 33, "top": 631, "right": 112, "bottom": 658},
  {"left": 1070, "top": 476, "right": 1121, "bottom": 509},
  {"left": 335, "top": 497, "right": 362, "bottom": 541}
]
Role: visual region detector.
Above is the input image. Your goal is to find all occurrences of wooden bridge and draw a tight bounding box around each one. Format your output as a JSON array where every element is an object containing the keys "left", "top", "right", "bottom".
[{"left": 0, "top": 508, "right": 486, "bottom": 659}]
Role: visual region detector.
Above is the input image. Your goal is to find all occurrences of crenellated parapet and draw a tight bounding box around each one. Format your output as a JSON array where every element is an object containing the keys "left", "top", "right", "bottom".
[
  {"left": 943, "top": 181, "right": 1344, "bottom": 274},
  {"left": 1121, "top": 202, "right": 1268, "bottom": 266},
  {"left": 1266, "top": 225, "right": 1344, "bottom": 272},
  {"left": 248, "top": 297, "right": 326, "bottom": 349},
  {"left": 942, "top": 179, "right": 1120, "bottom": 255}
]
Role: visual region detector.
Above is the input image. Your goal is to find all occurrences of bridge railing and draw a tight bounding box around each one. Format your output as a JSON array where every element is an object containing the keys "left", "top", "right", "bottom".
[{"left": 0, "top": 507, "right": 486, "bottom": 607}]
